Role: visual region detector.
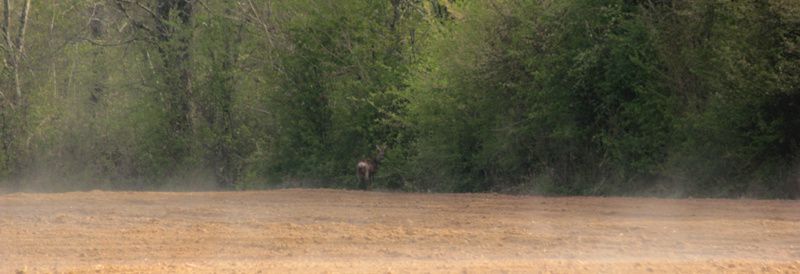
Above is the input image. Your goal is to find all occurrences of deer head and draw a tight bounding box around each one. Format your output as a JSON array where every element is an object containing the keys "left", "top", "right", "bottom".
[
  {"left": 374, "top": 144, "right": 386, "bottom": 163},
  {"left": 357, "top": 144, "right": 387, "bottom": 190}
]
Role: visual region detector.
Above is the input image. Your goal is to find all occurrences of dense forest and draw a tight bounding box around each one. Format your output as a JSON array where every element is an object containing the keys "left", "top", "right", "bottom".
[{"left": 0, "top": 0, "right": 798, "bottom": 198}]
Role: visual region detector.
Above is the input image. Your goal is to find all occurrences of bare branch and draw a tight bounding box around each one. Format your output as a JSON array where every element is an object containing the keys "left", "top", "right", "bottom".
[
  {"left": 196, "top": 0, "right": 212, "bottom": 14},
  {"left": 246, "top": 0, "right": 277, "bottom": 48},
  {"left": 112, "top": 0, "right": 157, "bottom": 36},
  {"left": 83, "top": 37, "right": 137, "bottom": 47},
  {"left": 132, "top": 0, "right": 159, "bottom": 21},
  {"left": 3, "top": 0, "right": 12, "bottom": 53},
  {"left": 15, "top": 0, "right": 30, "bottom": 55}
]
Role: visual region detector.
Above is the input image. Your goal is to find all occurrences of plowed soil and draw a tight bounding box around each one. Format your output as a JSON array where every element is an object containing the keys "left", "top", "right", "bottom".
[{"left": 1, "top": 189, "right": 799, "bottom": 273}]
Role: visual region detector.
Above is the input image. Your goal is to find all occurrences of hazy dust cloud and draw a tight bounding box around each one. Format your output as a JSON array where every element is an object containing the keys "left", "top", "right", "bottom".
[{"left": 1, "top": 189, "right": 798, "bottom": 273}]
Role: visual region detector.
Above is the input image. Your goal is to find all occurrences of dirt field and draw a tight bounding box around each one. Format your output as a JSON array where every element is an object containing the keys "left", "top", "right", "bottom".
[{"left": 1, "top": 189, "right": 799, "bottom": 273}]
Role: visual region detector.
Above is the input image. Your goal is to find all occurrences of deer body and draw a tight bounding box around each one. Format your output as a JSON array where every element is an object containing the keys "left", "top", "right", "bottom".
[{"left": 357, "top": 146, "right": 385, "bottom": 190}]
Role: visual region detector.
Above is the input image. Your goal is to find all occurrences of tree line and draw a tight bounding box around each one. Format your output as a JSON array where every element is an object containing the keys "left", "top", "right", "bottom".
[{"left": 0, "top": 0, "right": 798, "bottom": 198}]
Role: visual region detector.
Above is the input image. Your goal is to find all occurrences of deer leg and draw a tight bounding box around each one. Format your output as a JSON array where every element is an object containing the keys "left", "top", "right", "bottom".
[
  {"left": 365, "top": 170, "right": 371, "bottom": 190},
  {"left": 357, "top": 167, "right": 362, "bottom": 189}
]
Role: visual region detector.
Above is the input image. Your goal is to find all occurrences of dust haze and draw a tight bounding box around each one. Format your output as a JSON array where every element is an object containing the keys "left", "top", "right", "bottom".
[
  {"left": 2, "top": 0, "right": 800, "bottom": 272},
  {"left": 2, "top": 189, "right": 799, "bottom": 273}
]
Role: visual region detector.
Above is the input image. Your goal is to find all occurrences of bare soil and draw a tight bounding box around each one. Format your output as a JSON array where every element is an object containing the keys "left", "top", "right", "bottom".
[{"left": 1, "top": 189, "right": 799, "bottom": 273}]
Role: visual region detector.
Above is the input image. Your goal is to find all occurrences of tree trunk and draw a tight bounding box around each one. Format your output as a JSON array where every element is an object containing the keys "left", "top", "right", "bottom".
[
  {"left": 0, "top": 0, "right": 31, "bottom": 184},
  {"left": 2, "top": 0, "right": 11, "bottom": 73},
  {"left": 11, "top": 0, "right": 29, "bottom": 101},
  {"left": 154, "top": 0, "right": 195, "bottom": 160},
  {"left": 206, "top": 2, "right": 243, "bottom": 187},
  {"left": 89, "top": 3, "right": 106, "bottom": 106},
  {"left": 110, "top": 0, "right": 196, "bottom": 167}
]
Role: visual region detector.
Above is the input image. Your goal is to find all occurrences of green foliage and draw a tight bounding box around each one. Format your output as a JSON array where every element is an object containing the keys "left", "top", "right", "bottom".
[
  {"left": 395, "top": 0, "right": 800, "bottom": 197},
  {"left": 0, "top": 0, "right": 797, "bottom": 197},
  {"left": 260, "top": 0, "right": 417, "bottom": 185}
]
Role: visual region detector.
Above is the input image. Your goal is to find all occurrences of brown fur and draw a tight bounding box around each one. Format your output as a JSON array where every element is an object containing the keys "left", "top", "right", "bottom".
[{"left": 357, "top": 145, "right": 385, "bottom": 190}]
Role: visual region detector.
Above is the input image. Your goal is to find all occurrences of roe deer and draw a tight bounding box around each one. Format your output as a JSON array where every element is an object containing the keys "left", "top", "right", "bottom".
[{"left": 357, "top": 145, "right": 385, "bottom": 190}]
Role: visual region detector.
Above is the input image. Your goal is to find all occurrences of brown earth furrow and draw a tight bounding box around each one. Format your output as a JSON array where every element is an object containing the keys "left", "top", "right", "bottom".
[{"left": 1, "top": 189, "right": 799, "bottom": 273}]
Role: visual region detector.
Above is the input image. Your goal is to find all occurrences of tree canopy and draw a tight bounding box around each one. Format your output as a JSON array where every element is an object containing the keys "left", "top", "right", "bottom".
[{"left": 1, "top": 0, "right": 798, "bottom": 198}]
